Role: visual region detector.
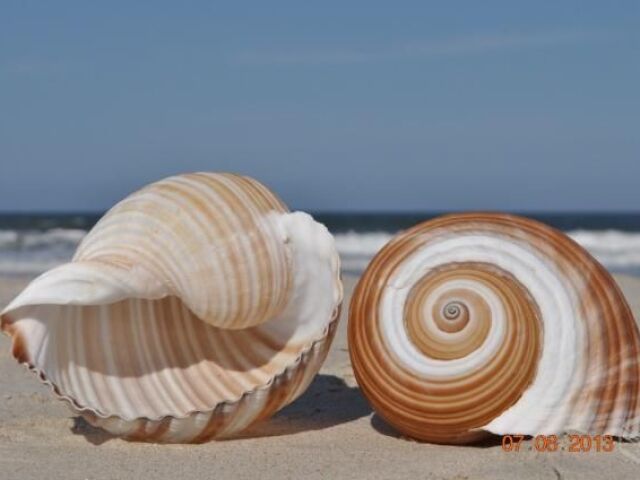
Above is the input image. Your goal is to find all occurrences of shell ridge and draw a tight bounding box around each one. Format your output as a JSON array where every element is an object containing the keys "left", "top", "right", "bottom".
[{"left": 1, "top": 260, "right": 170, "bottom": 316}]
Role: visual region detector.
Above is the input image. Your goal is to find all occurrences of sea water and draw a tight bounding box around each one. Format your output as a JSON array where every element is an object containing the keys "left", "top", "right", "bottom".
[{"left": 1, "top": 212, "right": 640, "bottom": 277}]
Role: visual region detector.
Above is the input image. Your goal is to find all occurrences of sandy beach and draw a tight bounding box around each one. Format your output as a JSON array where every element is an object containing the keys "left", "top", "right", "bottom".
[{"left": 2, "top": 273, "right": 640, "bottom": 480}]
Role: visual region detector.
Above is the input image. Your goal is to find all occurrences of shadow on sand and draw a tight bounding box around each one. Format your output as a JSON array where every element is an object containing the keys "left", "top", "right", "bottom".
[
  {"left": 370, "top": 413, "right": 504, "bottom": 448},
  {"left": 228, "top": 373, "right": 372, "bottom": 439},
  {"left": 71, "top": 374, "right": 372, "bottom": 445},
  {"left": 71, "top": 417, "right": 115, "bottom": 446}
]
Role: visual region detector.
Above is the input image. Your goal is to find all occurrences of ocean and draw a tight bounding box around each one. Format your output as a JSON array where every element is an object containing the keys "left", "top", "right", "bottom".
[{"left": 1, "top": 212, "right": 640, "bottom": 277}]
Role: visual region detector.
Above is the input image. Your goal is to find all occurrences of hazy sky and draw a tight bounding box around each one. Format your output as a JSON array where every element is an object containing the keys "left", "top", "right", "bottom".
[{"left": 1, "top": 1, "right": 639, "bottom": 212}]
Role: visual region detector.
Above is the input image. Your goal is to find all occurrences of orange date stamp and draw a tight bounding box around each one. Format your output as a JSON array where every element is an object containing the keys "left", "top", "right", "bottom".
[{"left": 501, "top": 434, "right": 615, "bottom": 453}]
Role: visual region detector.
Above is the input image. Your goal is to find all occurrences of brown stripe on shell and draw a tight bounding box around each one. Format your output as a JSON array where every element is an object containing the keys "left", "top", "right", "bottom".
[{"left": 1, "top": 316, "right": 30, "bottom": 365}]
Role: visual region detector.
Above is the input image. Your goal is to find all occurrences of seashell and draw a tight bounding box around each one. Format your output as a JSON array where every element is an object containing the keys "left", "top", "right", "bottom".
[
  {"left": 349, "top": 213, "right": 640, "bottom": 444},
  {"left": 1, "top": 173, "right": 342, "bottom": 442}
]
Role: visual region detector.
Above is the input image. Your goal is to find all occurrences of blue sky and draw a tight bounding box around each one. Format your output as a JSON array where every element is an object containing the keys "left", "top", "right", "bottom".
[{"left": 1, "top": 1, "right": 638, "bottom": 211}]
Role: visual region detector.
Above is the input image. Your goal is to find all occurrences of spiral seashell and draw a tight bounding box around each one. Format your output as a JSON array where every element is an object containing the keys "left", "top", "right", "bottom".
[
  {"left": 349, "top": 213, "right": 640, "bottom": 444},
  {"left": 1, "top": 173, "right": 342, "bottom": 442}
]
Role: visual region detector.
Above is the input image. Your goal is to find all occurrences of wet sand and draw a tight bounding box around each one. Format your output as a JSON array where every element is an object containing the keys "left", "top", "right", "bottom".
[{"left": 2, "top": 273, "right": 640, "bottom": 479}]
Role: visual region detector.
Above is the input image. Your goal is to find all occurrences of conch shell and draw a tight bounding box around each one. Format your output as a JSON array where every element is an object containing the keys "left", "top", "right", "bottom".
[
  {"left": 1, "top": 173, "right": 342, "bottom": 442},
  {"left": 349, "top": 213, "right": 640, "bottom": 444}
]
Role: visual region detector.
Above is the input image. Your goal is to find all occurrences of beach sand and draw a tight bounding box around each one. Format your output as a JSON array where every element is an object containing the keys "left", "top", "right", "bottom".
[{"left": 2, "top": 273, "right": 640, "bottom": 480}]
